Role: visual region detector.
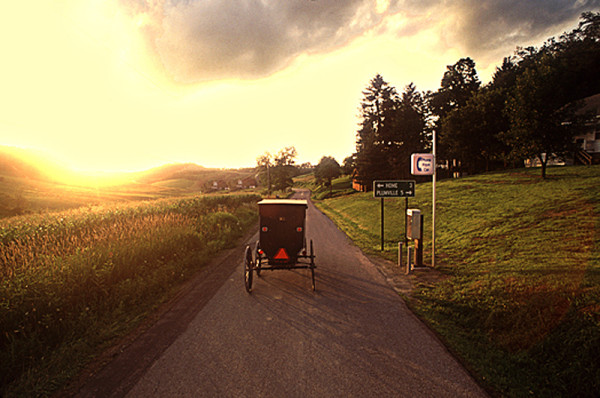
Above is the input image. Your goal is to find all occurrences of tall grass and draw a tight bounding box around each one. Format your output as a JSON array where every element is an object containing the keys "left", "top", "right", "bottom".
[
  {"left": 317, "top": 166, "right": 600, "bottom": 397},
  {"left": 0, "top": 194, "right": 260, "bottom": 397}
]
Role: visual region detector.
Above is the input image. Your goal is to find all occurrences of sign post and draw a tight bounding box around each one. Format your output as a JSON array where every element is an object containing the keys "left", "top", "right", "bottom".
[
  {"left": 381, "top": 197, "right": 384, "bottom": 251},
  {"left": 432, "top": 131, "right": 436, "bottom": 267},
  {"left": 411, "top": 152, "right": 436, "bottom": 267},
  {"left": 373, "top": 180, "right": 415, "bottom": 251}
]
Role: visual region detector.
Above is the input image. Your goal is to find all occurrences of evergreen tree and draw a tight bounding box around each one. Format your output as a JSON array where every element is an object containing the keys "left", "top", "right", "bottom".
[
  {"left": 430, "top": 57, "right": 481, "bottom": 170},
  {"left": 354, "top": 74, "right": 399, "bottom": 187}
]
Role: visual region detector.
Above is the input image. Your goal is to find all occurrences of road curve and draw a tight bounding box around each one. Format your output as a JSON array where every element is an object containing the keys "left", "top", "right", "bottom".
[{"left": 76, "top": 189, "right": 487, "bottom": 398}]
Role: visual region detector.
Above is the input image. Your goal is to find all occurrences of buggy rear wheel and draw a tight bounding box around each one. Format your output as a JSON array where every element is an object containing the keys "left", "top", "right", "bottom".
[{"left": 244, "top": 245, "right": 253, "bottom": 293}]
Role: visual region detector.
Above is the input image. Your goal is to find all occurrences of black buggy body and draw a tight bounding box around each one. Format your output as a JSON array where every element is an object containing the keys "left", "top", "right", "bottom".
[{"left": 244, "top": 199, "right": 316, "bottom": 292}]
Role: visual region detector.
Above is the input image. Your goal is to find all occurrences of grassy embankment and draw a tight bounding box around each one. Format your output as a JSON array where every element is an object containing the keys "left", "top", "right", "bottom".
[
  {"left": 0, "top": 193, "right": 260, "bottom": 397},
  {"left": 294, "top": 173, "right": 354, "bottom": 200},
  {"left": 314, "top": 166, "right": 599, "bottom": 397}
]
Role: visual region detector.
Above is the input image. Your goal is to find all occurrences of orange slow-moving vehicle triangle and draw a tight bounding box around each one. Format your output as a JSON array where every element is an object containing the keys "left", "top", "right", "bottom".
[{"left": 273, "top": 248, "right": 289, "bottom": 260}]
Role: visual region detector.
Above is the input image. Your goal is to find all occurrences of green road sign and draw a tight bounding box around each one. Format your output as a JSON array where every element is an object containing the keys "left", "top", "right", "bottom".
[{"left": 373, "top": 180, "right": 416, "bottom": 198}]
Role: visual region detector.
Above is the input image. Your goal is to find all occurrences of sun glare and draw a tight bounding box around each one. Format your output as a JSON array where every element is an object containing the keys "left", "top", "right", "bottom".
[{"left": 1, "top": 0, "right": 507, "bottom": 175}]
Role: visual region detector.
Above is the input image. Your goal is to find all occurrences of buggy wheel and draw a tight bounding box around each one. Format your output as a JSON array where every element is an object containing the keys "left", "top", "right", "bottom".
[
  {"left": 254, "top": 241, "right": 262, "bottom": 277},
  {"left": 244, "top": 246, "right": 253, "bottom": 293},
  {"left": 310, "top": 240, "right": 316, "bottom": 291}
]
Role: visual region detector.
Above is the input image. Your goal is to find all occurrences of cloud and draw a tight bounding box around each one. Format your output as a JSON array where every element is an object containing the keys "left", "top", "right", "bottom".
[
  {"left": 118, "top": 0, "right": 404, "bottom": 83},
  {"left": 117, "top": 0, "right": 599, "bottom": 84},
  {"left": 429, "top": 0, "right": 600, "bottom": 61}
]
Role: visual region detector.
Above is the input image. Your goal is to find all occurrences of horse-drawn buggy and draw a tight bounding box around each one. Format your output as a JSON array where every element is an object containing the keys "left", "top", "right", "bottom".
[{"left": 244, "top": 199, "right": 316, "bottom": 292}]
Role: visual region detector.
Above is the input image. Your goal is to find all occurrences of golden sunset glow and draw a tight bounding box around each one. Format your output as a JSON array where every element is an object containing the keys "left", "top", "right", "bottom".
[{"left": 0, "top": 1, "right": 584, "bottom": 173}]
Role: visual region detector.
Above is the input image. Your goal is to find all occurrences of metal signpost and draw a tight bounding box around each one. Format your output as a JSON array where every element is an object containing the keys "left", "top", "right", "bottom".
[
  {"left": 432, "top": 131, "right": 436, "bottom": 268},
  {"left": 411, "top": 150, "right": 436, "bottom": 267},
  {"left": 373, "top": 180, "right": 415, "bottom": 251}
]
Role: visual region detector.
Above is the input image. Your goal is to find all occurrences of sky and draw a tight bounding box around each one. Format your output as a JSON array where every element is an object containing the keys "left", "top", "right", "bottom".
[{"left": 1, "top": 0, "right": 598, "bottom": 173}]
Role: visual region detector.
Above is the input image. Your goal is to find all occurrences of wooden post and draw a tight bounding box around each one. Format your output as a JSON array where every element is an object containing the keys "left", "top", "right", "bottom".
[
  {"left": 415, "top": 213, "right": 424, "bottom": 267},
  {"left": 398, "top": 241, "right": 403, "bottom": 268},
  {"left": 404, "top": 197, "right": 409, "bottom": 246},
  {"left": 380, "top": 197, "right": 384, "bottom": 251}
]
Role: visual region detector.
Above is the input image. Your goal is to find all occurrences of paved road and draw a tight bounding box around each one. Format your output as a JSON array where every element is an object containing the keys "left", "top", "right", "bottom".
[{"left": 76, "top": 190, "right": 487, "bottom": 397}]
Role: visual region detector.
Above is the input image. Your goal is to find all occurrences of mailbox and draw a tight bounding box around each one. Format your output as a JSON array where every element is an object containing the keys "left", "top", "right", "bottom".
[{"left": 406, "top": 209, "right": 421, "bottom": 240}]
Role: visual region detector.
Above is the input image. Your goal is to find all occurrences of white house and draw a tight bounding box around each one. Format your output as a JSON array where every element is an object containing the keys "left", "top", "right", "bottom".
[
  {"left": 573, "top": 93, "right": 600, "bottom": 164},
  {"left": 236, "top": 177, "right": 257, "bottom": 189}
]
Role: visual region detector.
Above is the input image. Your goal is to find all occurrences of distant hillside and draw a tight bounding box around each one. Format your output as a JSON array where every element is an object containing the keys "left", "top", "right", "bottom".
[
  {"left": 0, "top": 146, "right": 260, "bottom": 217},
  {"left": 0, "top": 146, "right": 257, "bottom": 189},
  {"left": 136, "top": 163, "right": 257, "bottom": 191},
  {"left": 136, "top": 163, "right": 207, "bottom": 183},
  {"left": 0, "top": 146, "right": 55, "bottom": 181}
]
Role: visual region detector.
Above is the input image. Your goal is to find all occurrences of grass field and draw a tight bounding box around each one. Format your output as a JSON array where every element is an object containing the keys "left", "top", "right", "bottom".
[
  {"left": 316, "top": 166, "right": 600, "bottom": 397},
  {"left": 294, "top": 173, "right": 354, "bottom": 200},
  {"left": 0, "top": 193, "right": 260, "bottom": 397},
  {"left": 0, "top": 173, "right": 192, "bottom": 218}
]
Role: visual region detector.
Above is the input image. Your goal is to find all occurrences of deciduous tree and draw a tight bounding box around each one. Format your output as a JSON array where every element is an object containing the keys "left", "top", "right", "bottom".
[
  {"left": 256, "top": 152, "right": 273, "bottom": 195},
  {"left": 503, "top": 56, "right": 581, "bottom": 178},
  {"left": 272, "top": 146, "right": 298, "bottom": 191},
  {"left": 442, "top": 87, "right": 510, "bottom": 173},
  {"left": 314, "top": 156, "right": 341, "bottom": 193}
]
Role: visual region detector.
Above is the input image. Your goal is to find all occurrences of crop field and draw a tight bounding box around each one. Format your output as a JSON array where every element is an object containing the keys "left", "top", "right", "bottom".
[
  {"left": 0, "top": 173, "right": 185, "bottom": 218},
  {"left": 0, "top": 193, "right": 260, "bottom": 397},
  {"left": 316, "top": 165, "right": 600, "bottom": 397}
]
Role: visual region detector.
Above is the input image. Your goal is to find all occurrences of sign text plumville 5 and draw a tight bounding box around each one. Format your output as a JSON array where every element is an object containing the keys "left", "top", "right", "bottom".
[
  {"left": 373, "top": 180, "right": 415, "bottom": 251},
  {"left": 411, "top": 153, "right": 435, "bottom": 176},
  {"left": 373, "top": 180, "right": 416, "bottom": 198}
]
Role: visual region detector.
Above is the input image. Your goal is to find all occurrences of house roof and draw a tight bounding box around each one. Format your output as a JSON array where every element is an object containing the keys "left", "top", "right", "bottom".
[
  {"left": 258, "top": 199, "right": 308, "bottom": 207},
  {"left": 580, "top": 93, "right": 600, "bottom": 114}
]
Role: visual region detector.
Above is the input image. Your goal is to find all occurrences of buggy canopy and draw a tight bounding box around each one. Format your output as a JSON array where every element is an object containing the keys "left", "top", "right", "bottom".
[{"left": 257, "top": 199, "right": 308, "bottom": 264}]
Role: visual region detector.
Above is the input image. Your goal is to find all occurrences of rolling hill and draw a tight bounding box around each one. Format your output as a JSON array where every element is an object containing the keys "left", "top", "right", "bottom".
[{"left": 0, "top": 146, "right": 259, "bottom": 217}]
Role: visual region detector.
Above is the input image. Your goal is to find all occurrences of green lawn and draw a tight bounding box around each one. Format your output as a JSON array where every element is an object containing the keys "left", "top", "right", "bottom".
[{"left": 316, "top": 165, "right": 600, "bottom": 397}]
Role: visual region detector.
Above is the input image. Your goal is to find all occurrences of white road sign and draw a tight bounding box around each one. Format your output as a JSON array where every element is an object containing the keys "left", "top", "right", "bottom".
[{"left": 411, "top": 153, "right": 435, "bottom": 176}]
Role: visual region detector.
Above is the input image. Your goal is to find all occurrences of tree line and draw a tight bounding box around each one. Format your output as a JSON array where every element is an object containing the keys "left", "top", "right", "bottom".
[
  {"left": 348, "top": 11, "right": 600, "bottom": 184},
  {"left": 256, "top": 146, "right": 302, "bottom": 195},
  {"left": 256, "top": 146, "right": 343, "bottom": 195}
]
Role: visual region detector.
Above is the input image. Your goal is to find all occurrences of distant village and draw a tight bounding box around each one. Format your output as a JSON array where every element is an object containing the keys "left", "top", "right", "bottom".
[{"left": 209, "top": 176, "right": 258, "bottom": 191}]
